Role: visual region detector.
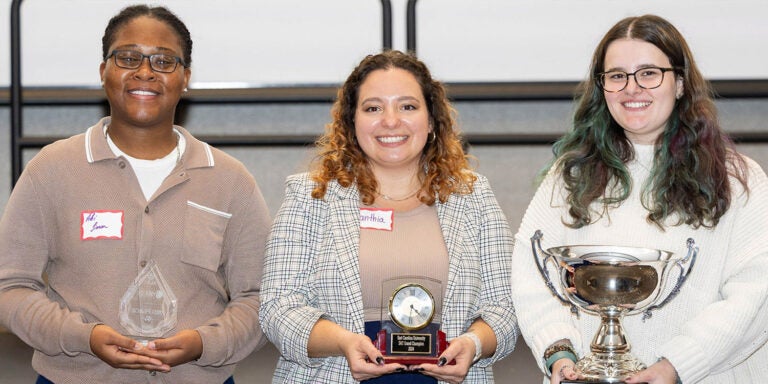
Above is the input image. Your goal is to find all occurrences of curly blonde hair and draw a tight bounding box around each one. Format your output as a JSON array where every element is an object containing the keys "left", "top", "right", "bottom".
[{"left": 310, "top": 50, "right": 476, "bottom": 205}]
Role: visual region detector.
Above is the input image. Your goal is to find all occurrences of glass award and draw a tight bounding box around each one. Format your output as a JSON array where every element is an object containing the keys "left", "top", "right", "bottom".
[
  {"left": 119, "top": 260, "right": 178, "bottom": 344},
  {"left": 373, "top": 276, "right": 451, "bottom": 365}
]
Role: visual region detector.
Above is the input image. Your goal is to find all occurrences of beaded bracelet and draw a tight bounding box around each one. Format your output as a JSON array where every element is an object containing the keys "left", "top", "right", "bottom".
[{"left": 543, "top": 342, "right": 575, "bottom": 360}]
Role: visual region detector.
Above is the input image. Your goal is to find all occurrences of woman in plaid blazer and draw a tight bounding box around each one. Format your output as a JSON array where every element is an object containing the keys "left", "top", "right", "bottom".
[{"left": 260, "top": 50, "right": 517, "bottom": 384}]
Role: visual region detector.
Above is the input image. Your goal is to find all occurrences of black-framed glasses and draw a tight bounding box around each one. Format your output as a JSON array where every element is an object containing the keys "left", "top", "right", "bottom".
[
  {"left": 107, "top": 50, "right": 186, "bottom": 73},
  {"left": 597, "top": 66, "right": 678, "bottom": 92}
]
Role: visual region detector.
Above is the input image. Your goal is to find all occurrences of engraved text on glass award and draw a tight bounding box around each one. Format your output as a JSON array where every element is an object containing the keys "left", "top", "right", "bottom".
[{"left": 119, "top": 260, "right": 178, "bottom": 343}]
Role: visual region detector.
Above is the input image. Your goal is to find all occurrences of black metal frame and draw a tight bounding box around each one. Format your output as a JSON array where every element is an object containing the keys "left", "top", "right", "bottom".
[
  {"left": 406, "top": 0, "right": 418, "bottom": 53},
  {"left": 381, "top": 0, "right": 392, "bottom": 50},
  {"left": 10, "top": 0, "right": 23, "bottom": 187}
]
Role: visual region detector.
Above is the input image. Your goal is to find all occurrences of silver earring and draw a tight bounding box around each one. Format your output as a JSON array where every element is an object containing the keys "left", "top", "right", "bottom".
[{"left": 429, "top": 131, "right": 437, "bottom": 143}]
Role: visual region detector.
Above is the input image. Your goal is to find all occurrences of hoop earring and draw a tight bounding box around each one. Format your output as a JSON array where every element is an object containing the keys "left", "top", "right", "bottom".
[{"left": 429, "top": 131, "right": 437, "bottom": 143}]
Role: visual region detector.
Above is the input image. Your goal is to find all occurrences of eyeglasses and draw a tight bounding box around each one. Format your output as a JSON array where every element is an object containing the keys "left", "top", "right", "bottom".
[
  {"left": 107, "top": 50, "right": 186, "bottom": 73},
  {"left": 597, "top": 66, "right": 678, "bottom": 92}
]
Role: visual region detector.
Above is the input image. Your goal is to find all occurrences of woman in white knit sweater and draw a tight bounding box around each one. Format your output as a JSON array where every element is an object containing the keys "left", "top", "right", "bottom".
[{"left": 511, "top": 14, "right": 768, "bottom": 384}]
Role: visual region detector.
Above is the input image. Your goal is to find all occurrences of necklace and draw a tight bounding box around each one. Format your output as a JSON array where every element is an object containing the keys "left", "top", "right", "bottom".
[{"left": 378, "top": 187, "right": 420, "bottom": 202}]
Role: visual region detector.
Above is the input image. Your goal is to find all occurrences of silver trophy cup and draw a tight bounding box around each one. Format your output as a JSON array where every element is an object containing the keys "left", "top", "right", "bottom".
[{"left": 531, "top": 230, "right": 697, "bottom": 383}]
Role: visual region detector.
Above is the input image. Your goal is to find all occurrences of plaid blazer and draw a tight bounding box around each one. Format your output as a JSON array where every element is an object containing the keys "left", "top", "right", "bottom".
[{"left": 260, "top": 172, "right": 517, "bottom": 383}]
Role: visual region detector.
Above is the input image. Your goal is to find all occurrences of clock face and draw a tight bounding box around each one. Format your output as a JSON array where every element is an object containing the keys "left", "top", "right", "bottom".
[{"left": 389, "top": 283, "right": 435, "bottom": 331}]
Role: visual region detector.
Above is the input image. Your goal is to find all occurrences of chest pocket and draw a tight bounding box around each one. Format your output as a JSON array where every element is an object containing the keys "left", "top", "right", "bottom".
[{"left": 183, "top": 200, "right": 232, "bottom": 272}]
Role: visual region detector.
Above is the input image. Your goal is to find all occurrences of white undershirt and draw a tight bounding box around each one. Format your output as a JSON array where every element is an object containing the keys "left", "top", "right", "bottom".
[{"left": 106, "top": 128, "right": 186, "bottom": 201}]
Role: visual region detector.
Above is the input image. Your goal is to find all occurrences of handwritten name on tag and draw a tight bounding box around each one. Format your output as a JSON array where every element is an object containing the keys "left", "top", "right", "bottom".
[
  {"left": 360, "top": 208, "right": 394, "bottom": 231},
  {"left": 81, "top": 210, "right": 124, "bottom": 240}
]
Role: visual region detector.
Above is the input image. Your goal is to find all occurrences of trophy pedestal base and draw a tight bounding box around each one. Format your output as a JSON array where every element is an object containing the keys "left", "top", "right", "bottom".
[{"left": 570, "top": 351, "right": 646, "bottom": 383}]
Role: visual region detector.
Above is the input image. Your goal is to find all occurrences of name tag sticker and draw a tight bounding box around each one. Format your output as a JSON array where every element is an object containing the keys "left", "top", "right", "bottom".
[
  {"left": 360, "top": 208, "right": 394, "bottom": 231},
  {"left": 81, "top": 210, "right": 124, "bottom": 240}
]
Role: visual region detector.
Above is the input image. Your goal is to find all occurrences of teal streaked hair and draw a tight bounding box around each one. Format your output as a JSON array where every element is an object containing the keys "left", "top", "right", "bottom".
[{"left": 543, "top": 14, "right": 748, "bottom": 230}]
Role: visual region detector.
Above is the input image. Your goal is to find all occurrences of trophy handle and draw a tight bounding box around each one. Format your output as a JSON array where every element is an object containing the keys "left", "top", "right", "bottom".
[
  {"left": 642, "top": 238, "right": 698, "bottom": 321},
  {"left": 531, "top": 230, "right": 579, "bottom": 316}
]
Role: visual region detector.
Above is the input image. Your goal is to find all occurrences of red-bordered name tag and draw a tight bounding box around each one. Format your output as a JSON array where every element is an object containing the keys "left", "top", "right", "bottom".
[
  {"left": 360, "top": 208, "right": 394, "bottom": 231},
  {"left": 81, "top": 210, "right": 124, "bottom": 240}
]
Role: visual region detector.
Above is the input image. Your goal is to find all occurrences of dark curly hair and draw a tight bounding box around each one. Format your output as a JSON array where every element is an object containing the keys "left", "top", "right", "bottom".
[
  {"left": 310, "top": 50, "right": 476, "bottom": 205},
  {"left": 551, "top": 14, "right": 748, "bottom": 229},
  {"left": 102, "top": 5, "right": 192, "bottom": 67}
]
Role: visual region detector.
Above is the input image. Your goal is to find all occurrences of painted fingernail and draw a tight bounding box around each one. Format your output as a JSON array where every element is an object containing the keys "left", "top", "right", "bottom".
[
  {"left": 438, "top": 357, "right": 447, "bottom": 367},
  {"left": 376, "top": 356, "right": 384, "bottom": 365}
]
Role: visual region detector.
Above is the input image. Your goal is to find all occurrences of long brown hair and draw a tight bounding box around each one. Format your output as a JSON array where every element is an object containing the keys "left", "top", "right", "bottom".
[{"left": 552, "top": 14, "right": 747, "bottom": 229}]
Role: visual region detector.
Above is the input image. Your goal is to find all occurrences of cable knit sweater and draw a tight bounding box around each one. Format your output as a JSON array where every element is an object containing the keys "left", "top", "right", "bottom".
[{"left": 511, "top": 144, "right": 768, "bottom": 384}]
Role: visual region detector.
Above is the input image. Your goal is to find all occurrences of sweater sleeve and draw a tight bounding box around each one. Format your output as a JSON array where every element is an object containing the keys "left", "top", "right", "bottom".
[
  {"left": 510, "top": 169, "right": 585, "bottom": 374},
  {"left": 658, "top": 159, "right": 768, "bottom": 383},
  {"left": 0, "top": 163, "right": 97, "bottom": 356},
  {"left": 194, "top": 177, "right": 272, "bottom": 366}
]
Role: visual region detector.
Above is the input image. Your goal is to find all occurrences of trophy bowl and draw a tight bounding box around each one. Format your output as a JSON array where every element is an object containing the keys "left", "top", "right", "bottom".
[{"left": 531, "top": 230, "right": 697, "bottom": 383}]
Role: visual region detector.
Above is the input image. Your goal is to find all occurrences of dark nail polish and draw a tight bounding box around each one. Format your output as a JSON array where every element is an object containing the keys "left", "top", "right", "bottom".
[
  {"left": 375, "top": 356, "right": 384, "bottom": 365},
  {"left": 438, "top": 357, "right": 447, "bottom": 367}
]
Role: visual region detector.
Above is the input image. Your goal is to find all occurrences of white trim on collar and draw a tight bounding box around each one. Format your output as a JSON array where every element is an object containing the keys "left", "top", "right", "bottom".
[
  {"left": 85, "top": 125, "right": 96, "bottom": 163},
  {"left": 203, "top": 142, "right": 215, "bottom": 167}
]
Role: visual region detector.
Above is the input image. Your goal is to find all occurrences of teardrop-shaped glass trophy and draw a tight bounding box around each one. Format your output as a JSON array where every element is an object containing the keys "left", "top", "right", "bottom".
[{"left": 119, "top": 260, "right": 178, "bottom": 344}]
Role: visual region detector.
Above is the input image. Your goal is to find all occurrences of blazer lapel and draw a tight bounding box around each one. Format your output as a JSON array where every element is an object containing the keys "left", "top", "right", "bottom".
[
  {"left": 437, "top": 193, "right": 467, "bottom": 323},
  {"left": 326, "top": 182, "right": 365, "bottom": 332}
]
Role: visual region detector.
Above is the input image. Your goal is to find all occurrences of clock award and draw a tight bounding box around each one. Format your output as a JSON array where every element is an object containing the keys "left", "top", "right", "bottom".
[
  {"left": 374, "top": 276, "right": 449, "bottom": 365},
  {"left": 119, "top": 260, "right": 178, "bottom": 344}
]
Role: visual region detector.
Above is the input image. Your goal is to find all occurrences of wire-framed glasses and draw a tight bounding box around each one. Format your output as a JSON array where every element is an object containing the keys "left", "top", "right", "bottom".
[
  {"left": 108, "top": 50, "right": 186, "bottom": 73},
  {"left": 597, "top": 66, "right": 678, "bottom": 92}
]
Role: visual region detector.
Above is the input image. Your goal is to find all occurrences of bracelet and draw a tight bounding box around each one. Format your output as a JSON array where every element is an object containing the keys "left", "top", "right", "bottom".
[
  {"left": 545, "top": 350, "right": 577, "bottom": 375},
  {"left": 459, "top": 331, "right": 483, "bottom": 363},
  {"left": 543, "top": 342, "right": 575, "bottom": 360}
]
